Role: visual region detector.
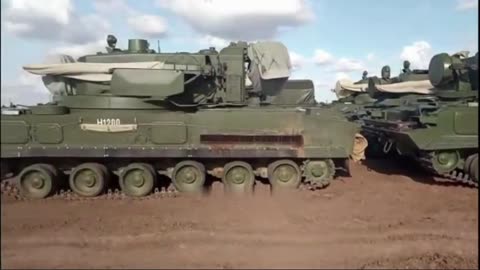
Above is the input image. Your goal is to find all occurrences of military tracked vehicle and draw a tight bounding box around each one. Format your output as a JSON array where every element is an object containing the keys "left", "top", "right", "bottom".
[
  {"left": 328, "top": 63, "right": 428, "bottom": 161},
  {"left": 1, "top": 35, "right": 359, "bottom": 199},
  {"left": 361, "top": 51, "right": 478, "bottom": 185}
]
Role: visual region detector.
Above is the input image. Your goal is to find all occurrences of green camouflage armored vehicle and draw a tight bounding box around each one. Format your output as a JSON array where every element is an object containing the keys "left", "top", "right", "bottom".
[
  {"left": 359, "top": 63, "right": 432, "bottom": 157},
  {"left": 1, "top": 35, "right": 359, "bottom": 199},
  {"left": 361, "top": 51, "right": 478, "bottom": 185},
  {"left": 328, "top": 63, "right": 428, "bottom": 161},
  {"left": 331, "top": 61, "right": 431, "bottom": 158}
]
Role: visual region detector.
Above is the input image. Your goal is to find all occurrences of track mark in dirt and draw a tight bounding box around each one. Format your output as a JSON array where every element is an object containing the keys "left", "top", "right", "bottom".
[{"left": 361, "top": 252, "right": 478, "bottom": 269}]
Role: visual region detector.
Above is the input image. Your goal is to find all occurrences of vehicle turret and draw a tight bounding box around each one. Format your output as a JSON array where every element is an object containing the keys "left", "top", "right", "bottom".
[
  {"left": 428, "top": 51, "right": 478, "bottom": 98},
  {"left": 23, "top": 36, "right": 294, "bottom": 110}
]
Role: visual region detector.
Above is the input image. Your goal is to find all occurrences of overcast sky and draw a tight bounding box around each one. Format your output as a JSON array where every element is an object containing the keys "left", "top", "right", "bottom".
[{"left": 1, "top": 0, "right": 478, "bottom": 105}]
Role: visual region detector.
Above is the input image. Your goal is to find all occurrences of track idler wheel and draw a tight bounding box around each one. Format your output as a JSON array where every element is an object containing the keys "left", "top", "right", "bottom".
[
  {"left": 222, "top": 161, "right": 255, "bottom": 194},
  {"left": 303, "top": 159, "right": 335, "bottom": 190},
  {"left": 17, "top": 164, "right": 58, "bottom": 199},
  {"left": 464, "top": 154, "right": 476, "bottom": 174},
  {"left": 431, "top": 150, "right": 460, "bottom": 174},
  {"left": 119, "top": 163, "right": 156, "bottom": 197},
  {"left": 69, "top": 163, "right": 109, "bottom": 197},
  {"left": 470, "top": 155, "right": 478, "bottom": 183},
  {"left": 172, "top": 161, "right": 206, "bottom": 194},
  {"left": 268, "top": 160, "right": 301, "bottom": 192}
]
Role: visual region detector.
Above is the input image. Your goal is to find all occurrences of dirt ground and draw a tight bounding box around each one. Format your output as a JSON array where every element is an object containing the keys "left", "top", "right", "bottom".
[{"left": 1, "top": 159, "right": 478, "bottom": 269}]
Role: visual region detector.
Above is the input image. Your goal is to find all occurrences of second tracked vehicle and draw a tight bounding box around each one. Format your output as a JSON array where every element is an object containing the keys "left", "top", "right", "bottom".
[{"left": 361, "top": 51, "right": 479, "bottom": 186}]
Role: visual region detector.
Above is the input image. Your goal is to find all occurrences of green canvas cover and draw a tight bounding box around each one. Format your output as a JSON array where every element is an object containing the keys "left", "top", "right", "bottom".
[
  {"left": 246, "top": 41, "right": 292, "bottom": 97},
  {"left": 247, "top": 41, "right": 292, "bottom": 80},
  {"left": 269, "top": 80, "right": 316, "bottom": 105}
]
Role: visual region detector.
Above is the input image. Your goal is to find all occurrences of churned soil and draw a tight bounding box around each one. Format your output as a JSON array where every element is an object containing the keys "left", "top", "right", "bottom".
[{"left": 1, "top": 159, "right": 478, "bottom": 269}]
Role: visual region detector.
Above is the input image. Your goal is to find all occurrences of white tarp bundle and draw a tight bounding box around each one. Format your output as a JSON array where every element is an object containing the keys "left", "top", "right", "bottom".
[
  {"left": 23, "top": 61, "right": 165, "bottom": 82},
  {"left": 334, "top": 79, "right": 435, "bottom": 98},
  {"left": 374, "top": 80, "right": 435, "bottom": 94},
  {"left": 334, "top": 79, "right": 368, "bottom": 98},
  {"left": 453, "top": 51, "right": 470, "bottom": 58}
]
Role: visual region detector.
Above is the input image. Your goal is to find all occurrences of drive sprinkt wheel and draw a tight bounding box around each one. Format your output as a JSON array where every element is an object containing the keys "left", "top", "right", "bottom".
[{"left": 303, "top": 159, "right": 335, "bottom": 189}]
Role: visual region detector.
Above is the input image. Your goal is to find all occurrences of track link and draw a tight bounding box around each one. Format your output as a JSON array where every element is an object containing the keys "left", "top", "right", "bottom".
[
  {"left": 441, "top": 170, "right": 478, "bottom": 188},
  {"left": 301, "top": 178, "right": 331, "bottom": 190},
  {"left": 417, "top": 153, "right": 478, "bottom": 188},
  {"left": 1, "top": 179, "right": 180, "bottom": 202},
  {"left": 1, "top": 177, "right": 339, "bottom": 201}
]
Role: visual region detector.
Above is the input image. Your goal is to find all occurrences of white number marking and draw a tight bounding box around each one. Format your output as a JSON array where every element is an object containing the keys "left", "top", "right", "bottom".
[{"left": 96, "top": 118, "right": 121, "bottom": 126}]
